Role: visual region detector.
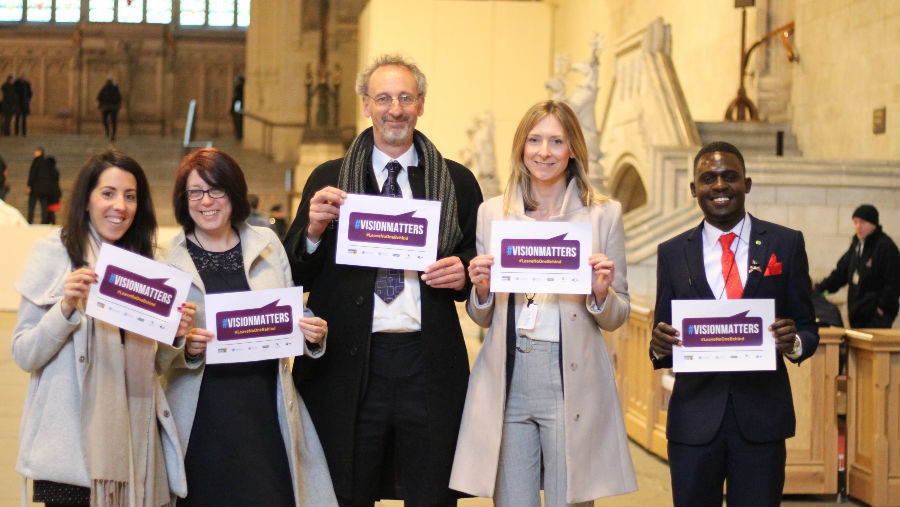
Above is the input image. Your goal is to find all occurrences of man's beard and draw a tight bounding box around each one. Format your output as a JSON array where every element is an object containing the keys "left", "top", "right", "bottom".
[{"left": 379, "top": 115, "right": 412, "bottom": 145}]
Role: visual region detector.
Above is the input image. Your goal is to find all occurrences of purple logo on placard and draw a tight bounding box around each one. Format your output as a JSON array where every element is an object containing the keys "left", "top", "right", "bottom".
[
  {"left": 215, "top": 300, "right": 293, "bottom": 341},
  {"left": 347, "top": 211, "right": 427, "bottom": 247},
  {"left": 500, "top": 234, "right": 580, "bottom": 270},
  {"left": 99, "top": 265, "right": 176, "bottom": 317},
  {"left": 682, "top": 310, "right": 763, "bottom": 347}
]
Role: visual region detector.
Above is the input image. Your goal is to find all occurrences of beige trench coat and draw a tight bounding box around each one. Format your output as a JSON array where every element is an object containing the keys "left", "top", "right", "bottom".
[
  {"left": 158, "top": 224, "right": 337, "bottom": 507},
  {"left": 449, "top": 181, "right": 637, "bottom": 503}
]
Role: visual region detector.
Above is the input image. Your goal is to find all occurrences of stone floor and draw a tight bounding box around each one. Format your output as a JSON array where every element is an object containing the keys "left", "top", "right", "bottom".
[{"left": 0, "top": 310, "right": 863, "bottom": 506}]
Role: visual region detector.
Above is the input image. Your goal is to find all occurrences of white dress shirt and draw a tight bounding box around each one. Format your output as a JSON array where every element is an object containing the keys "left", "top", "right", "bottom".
[
  {"left": 370, "top": 145, "right": 422, "bottom": 332},
  {"left": 702, "top": 213, "right": 750, "bottom": 300}
]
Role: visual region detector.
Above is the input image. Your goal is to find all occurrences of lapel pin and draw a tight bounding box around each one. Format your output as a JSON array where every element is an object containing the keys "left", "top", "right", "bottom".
[
  {"left": 755, "top": 240, "right": 762, "bottom": 245},
  {"left": 749, "top": 260, "right": 762, "bottom": 274}
]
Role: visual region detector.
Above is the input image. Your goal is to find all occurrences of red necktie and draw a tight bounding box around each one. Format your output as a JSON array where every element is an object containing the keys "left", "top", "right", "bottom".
[{"left": 719, "top": 233, "right": 743, "bottom": 299}]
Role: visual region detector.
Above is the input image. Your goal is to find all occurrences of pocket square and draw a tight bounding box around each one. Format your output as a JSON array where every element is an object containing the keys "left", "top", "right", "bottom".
[{"left": 763, "top": 253, "right": 782, "bottom": 276}]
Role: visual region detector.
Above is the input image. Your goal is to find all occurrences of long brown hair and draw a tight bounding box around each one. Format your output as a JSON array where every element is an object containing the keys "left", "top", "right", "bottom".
[
  {"left": 61, "top": 150, "right": 156, "bottom": 267},
  {"left": 503, "top": 100, "right": 605, "bottom": 214}
]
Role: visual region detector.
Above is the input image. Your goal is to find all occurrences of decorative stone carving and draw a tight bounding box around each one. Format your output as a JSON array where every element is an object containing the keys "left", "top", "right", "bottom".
[
  {"left": 545, "top": 33, "right": 605, "bottom": 188},
  {"left": 460, "top": 111, "right": 498, "bottom": 197}
]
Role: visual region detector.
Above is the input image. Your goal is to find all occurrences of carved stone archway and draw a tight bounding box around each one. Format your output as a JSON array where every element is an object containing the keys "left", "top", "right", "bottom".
[{"left": 609, "top": 162, "right": 647, "bottom": 213}]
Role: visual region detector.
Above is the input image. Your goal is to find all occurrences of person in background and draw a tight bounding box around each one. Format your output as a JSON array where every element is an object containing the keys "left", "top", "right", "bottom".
[
  {"left": 246, "top": 193, "right": 269, "bottom": 227},
  {"left": 12, "top": 149, "right": 194, "bottom": 506},
  {"left": 44, "top": 156, "right": 63, "bottom": 225},
  {"left": 14, "top": 69, "right": 32, "bottom": 136},
  {"left": 27, "top": 147, "right": 56, "bottom": 224},
  {"left": 0, "top": 153, "right": 9, "bottom": 200},
  {"left": 231, "top": 75, "right": 244, "bottom": 140},
  {"left": 97, "top": 79, "right": 122, "bottom": 141},
  {"left": 650, "top": 141, "right": 819, "bottom": 507},
  {"left": 159, "top": 147, "right": 336, "bottom": 507},
  {"left": 815, "top": 204, "right": 900, "bottom": 328},
  {"left": 1, "top": 74, "right": 18, "bottom": 136},
  {"left": 449, "top": 100, "right": 636, "bottom": 506},
  {"left": 268, "top": 203, "right": 287, "bottom": 238}
]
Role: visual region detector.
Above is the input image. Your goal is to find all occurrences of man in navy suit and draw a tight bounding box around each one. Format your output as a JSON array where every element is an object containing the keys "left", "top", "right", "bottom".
[{"left": 650, "top": 141, "right": 819, "bottom": 506}]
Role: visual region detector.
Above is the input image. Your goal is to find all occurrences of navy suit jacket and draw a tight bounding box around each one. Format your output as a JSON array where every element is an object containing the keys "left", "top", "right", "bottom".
[{"left": 652, "top": 215, "right": 819, "bottom": 445}]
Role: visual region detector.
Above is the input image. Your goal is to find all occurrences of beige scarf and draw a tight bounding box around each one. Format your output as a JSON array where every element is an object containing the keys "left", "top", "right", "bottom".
[{"left": 79, "top": 231, "right": 171, "bottom": 506}]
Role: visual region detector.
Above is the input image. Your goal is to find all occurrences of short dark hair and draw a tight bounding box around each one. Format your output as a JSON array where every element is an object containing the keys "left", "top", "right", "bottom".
[
  {"left": 62, "top": 149, "right": 156, "bottom": 267},
  {"left": 694, "top": 141, "right": 745, "bottom": 174},
  {"left": 173, "top": 148, "right": 250, "bottom": 233}
]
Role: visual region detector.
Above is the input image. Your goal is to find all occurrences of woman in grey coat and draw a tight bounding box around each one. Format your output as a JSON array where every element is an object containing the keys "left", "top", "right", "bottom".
[
  {"left": 158, "top": 148, "right": 337, "bottom": 507},
  {"left": 13, "top": 150, "right": 194, "bottom": 506},
  {"left": 449, "top": 101, "right": 636, "bottom": 506}
]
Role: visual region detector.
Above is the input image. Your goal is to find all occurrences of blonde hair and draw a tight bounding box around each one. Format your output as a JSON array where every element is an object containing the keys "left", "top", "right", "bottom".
[{"left": 503, "top": 100, "right": 605, "bottom": 214}]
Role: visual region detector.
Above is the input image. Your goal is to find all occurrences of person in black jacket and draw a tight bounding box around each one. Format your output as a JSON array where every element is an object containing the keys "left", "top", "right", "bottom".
[
  {"left": 284, "top": 54, "right": 482, "bottom": 507},
  {"left": 14, "top": 70, "right": 32, "bottom": 136},
  {"left": 815, "top": 204, "right": 900, "bottom": 328},
  {"left": 0, "top": 154, "right": 9, "bottom": 200},
  {"left": 27, "top": 147, "right": 58, "bottom": 224},
  {"left": 97, "top": 79, "right": 122, "bottom": 140},
  {"left": 1, "top": 75, "right": 17, "bottom": 136}
]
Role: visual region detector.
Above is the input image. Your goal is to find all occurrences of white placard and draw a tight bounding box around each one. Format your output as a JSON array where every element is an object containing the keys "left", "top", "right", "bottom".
[
  {"left": 671, "top": 298, "right": 776, "bottom": 373},
  {"left": 204, "top": 286, "right": 305, "bottom": 364},
  {"left": 86, "top": 243, "right": 193, "bottom": 344},
  {"left": 335, "top": 194, "right": 441, "bottom": 271},
  {"left": 489, "top": 221, "right": 592, "bottom": 295}
]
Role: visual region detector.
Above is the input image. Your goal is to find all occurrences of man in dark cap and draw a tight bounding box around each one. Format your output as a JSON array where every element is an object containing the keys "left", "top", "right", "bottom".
[{"left": 816, "top": 204, "right": 900, "bottom": 328}]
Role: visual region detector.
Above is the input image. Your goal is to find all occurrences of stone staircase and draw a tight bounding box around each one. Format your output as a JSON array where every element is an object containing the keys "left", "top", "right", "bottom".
[
  {"left": 0, "top": 135, "right": 294, "bottom": 227},
  {"left": 696, "top": 121, "right": 802, "bottom": 157}
]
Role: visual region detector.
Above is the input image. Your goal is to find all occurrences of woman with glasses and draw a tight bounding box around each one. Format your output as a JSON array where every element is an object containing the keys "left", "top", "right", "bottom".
[
  {"left": 13, "top": 149, "right": 194, "bottom": 506},
  {"left": 449, "top": 101, "right": 636, "bottom": 506},
  {"left": 159, "top": 148, "right": 336, "bottom": 506}
]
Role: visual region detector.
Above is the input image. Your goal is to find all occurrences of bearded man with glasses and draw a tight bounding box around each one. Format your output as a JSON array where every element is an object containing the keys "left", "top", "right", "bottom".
[{"left": 284, "top": 54, "right": 483, "bottom": 507}]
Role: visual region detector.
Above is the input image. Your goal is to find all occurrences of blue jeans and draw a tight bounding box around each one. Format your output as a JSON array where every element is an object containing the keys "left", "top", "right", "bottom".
[{"left": 494, "top": 337, "right": 584, "bottom": 507}]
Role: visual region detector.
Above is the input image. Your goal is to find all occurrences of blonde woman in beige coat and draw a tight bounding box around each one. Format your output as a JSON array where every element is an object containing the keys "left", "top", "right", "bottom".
[{"left": 449, "top": 101, "right": 636, "bottom": 506}]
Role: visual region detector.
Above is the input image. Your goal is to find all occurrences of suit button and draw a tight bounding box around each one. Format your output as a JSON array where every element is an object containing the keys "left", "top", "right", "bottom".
[
  {"left": 570, "top": 362, "right": 577, "bottom": 371},
  {"left": 569, "top": 312, "right": 577, "bottom": 321},
  {"left": 355, "top": 296, "right": 365, "bottom": 306},
  {"left": 163, "top": 409, "right": 170, "bottom": 418},
  {"left": 350, "top": 345, "right": 359, "bottom": 356},
  {"left": 574, "top": 413, "right": 580, "bottom": 422},
  {"left": 78, "top": 355, "right": 86, "bottom": 363},
  {"left": 288, "top": 400, "right": 294, "bottom": 409}
]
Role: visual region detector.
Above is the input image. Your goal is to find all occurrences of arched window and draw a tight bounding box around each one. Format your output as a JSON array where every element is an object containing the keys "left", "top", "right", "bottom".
[{"left": 0, "top": 0, "right": 249, "bottom": 26}]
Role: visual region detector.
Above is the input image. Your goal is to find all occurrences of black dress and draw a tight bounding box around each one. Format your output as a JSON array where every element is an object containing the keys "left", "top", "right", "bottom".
[{"left": 180, "top": 240, "right": 295, "bottom": 506}]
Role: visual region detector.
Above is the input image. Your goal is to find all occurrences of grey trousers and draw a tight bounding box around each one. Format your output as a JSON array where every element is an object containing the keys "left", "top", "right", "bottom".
[{"left": 494, "top": 337, "right": 586, "bottom": 507}]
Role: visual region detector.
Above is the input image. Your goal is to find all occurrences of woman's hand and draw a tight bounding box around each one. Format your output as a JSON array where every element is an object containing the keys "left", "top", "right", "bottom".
[
  {"left": 589, "top": 253, "right": 615, "bottom": 305},
  {"left": 185, "top": 328, "right": 214, "bottom": 357},
  {"left": 176, "top": 302, "right": 197, "bottom": 338},
  {"left": 467, "top": 254, "right": 494, "bottom": 304},
  {"left": 298, "top": 317, "right": 327, "bottom": 344},
  {"left": 61, "top": 268, "right": 98, "bottom": 319}
]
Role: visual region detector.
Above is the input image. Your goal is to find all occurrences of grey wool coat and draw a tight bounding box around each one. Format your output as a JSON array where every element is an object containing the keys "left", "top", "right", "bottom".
[
  {"left": 449, "top": 181, "right": 637, "bottom": 503},
  {"left": 158, "top": 224, "right": 337, "bottom": 507},
  {"left": 12, "top": 230, "right": 187, "bottom": 499}
]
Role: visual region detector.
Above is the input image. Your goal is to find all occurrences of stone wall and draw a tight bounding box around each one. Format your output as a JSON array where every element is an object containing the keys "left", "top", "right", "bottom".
[
  {"left": 791, "top": 0, "right": 900, "bottom": 159},
  {"left": 0, "top": 24, "right": 245, "bottom": 139}
]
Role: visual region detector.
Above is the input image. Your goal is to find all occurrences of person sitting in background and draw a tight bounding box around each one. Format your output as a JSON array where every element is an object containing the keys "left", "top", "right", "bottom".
[
  {"left": 268, "top": 203, "right": 287, "bottom": 238},
  {"left": 246, "top": 193, "right": 269, "bottom": 227},
  {"left": 815, "top": 204, "right": 900, "bottom": 328}
]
